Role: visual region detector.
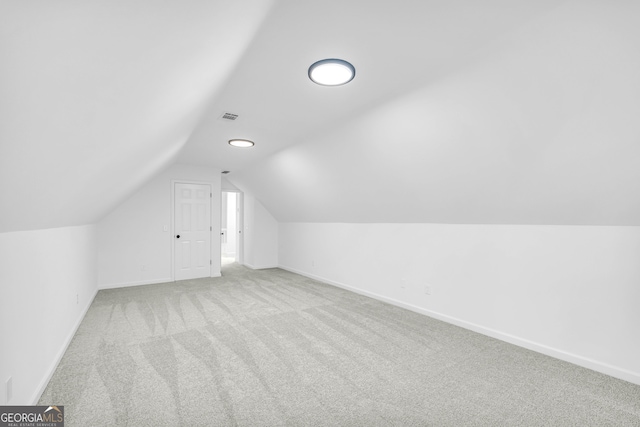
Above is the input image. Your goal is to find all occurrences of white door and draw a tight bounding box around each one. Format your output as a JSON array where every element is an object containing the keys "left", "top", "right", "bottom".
[{"left": 174, "top": 183, "right": 211, "bottom": 280}]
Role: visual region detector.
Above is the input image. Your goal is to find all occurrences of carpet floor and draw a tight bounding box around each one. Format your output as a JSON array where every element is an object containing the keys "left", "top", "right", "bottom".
[{"left": 39, "top": 263, "right": 640, "bottom": 426}]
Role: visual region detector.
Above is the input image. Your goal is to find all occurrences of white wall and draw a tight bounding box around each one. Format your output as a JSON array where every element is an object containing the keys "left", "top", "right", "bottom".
[
  {"left": 0, "top": 225, "right": 97, "bottom": 405},
  {"left": 221, "top": 177, "right": 240, "bottom": 192},
  {"left": 243, "top": 193, "right": 278, "bottom": 269},
  {"left": 279, "top": 223, "right": 640, "bottom": 385},
  {"left": 97, "top": 163, "right": 221, "bottom": 288}
]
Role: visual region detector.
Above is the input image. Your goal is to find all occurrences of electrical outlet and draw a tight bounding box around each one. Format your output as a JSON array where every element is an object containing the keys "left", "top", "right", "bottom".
[
  {"left": 141, "top": 265, "right": 146, "bottom": 271},
  {"left": 6, "top": 376, "right": 12, "bottom": 403},
  {"left": 424, "top": 284, "right": 432, "bottom": 295},
  {"left": 311, "top": 260, "right": 315, "bottom": 267},
  {"left": 163, "top": 225, "right": 168, "bottom": 232},
  {"left": 76, "top": 293, "right": 79, "bottom": 305},
  {"left": 401, "top": 279, "right": 407, "bottom": 289}
]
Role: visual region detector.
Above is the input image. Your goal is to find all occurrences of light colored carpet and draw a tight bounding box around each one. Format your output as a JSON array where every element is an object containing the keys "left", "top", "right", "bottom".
[{"left": 39, "top": 263, "right": 640, "bottom": 426}]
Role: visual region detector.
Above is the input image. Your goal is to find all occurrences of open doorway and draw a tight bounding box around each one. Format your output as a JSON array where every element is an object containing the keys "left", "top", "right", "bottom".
[{"left": 221, "top": 191, "right": 242, "bottom": 267}]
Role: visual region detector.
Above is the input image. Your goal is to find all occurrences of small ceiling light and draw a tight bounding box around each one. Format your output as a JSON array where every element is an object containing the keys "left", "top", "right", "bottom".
[
  {"left": 308, "top": 58, "right": 355, "bottom": 86},
  {"left": 228, "top": 139, "right": 254, "bottom": 148}
]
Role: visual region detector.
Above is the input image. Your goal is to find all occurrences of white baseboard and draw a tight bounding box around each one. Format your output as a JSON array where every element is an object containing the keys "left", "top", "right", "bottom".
[
  {"left": 278, "top": 264, "right": 640, "bottom": 386},
  {"left": 98, "top": 277, "right": 173, "bottom": 290},
  {"left": 99, "top": 273, "right": 225, "bottom": 289},
  {"left": 31, "top": 287, "right": 99, "bottom": 404},
  {"left": 244, "top": 263, "right": 278, "bottom": 270}
]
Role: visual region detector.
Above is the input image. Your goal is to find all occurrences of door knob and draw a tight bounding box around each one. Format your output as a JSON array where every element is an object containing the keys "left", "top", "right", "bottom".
[{"left": 176, "top": 235, "right": 180, "bottom": 239}]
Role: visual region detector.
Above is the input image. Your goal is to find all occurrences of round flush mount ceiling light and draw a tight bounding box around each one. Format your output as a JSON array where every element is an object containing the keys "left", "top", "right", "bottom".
[
  {"left": 308, "top": 58, "right": 355, "bottom": 86},
  {"left": 228, "top": 139, "right": 254, "bottom": 148}
]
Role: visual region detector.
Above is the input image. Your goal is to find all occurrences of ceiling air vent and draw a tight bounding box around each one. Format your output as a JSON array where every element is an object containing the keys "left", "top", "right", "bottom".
[
  {"left": 221, "top": 171, "right": 230, "bottom": 174},
  {"left": 220, "top": 112, "right": 239, "bottom": 121}
]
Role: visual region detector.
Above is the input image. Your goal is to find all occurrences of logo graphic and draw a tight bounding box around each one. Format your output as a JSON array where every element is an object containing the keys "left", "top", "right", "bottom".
[{"left": 0, "top": 405, "right": 64, "bottom": 427}]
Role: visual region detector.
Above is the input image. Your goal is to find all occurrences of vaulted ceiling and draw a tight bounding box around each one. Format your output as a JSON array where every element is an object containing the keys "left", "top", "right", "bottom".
[
  {"left": 0, "top": 0, "right": 272, "bottom": 232},
  {"left": 2, "top": 0, "right": 640, "bottom": 232}
]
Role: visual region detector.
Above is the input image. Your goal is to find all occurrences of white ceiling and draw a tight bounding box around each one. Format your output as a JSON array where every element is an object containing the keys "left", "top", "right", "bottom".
[
  {"left": 0, "top": 0, "right": 272, "bottom": 232},
  {"left": 2, "top": 0, "right": 640, "bottom": 231},
  {"left": 178, "top": 0, "right": 561, "bottom": 172},
  {"left": 224, "top": 0, "right": 640, "bottom": 225}
]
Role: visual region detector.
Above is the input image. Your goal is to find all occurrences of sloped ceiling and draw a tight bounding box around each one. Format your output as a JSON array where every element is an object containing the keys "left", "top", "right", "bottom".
[
  {"left": 0, "top": 0, "right": 273, "bottom": 233},
  {"left": 2, "top": 0, "right": 640, "bottom": 232},
  {"left": 225, "top": 0, "right": 640, "bottom": 225}
]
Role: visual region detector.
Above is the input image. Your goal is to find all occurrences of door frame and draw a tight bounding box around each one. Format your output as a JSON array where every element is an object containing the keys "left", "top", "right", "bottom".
[
  {"left": 171, "top": 180, "right": 217, "bottom": 281},
  {"left": 237, "top": 191, "right": 244, "bottom": 265},
  {"left": 221, "top": 190, "right": 244, "bottom": 266}
]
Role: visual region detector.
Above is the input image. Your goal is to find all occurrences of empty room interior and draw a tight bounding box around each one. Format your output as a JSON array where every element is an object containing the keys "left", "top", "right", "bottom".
[{"left": 1, "top": 0, "right": 640, "bottom": 425}]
